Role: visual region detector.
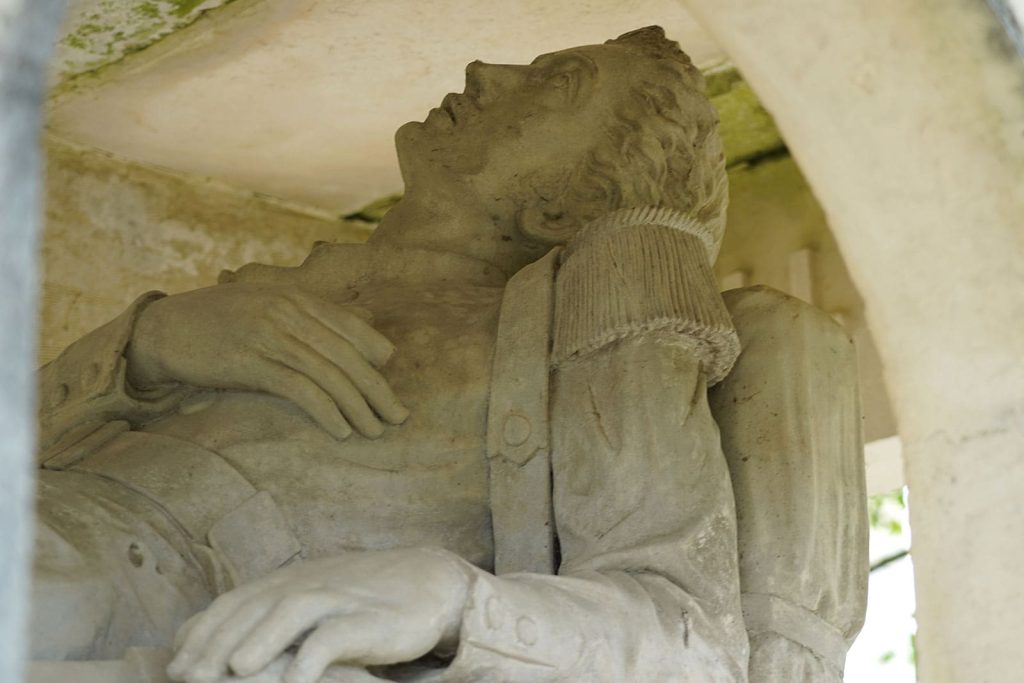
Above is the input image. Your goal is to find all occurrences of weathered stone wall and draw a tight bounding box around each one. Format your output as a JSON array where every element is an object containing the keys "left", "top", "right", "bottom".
[{"left": 40, "top": 136, "right": 372, "bottom": 364}]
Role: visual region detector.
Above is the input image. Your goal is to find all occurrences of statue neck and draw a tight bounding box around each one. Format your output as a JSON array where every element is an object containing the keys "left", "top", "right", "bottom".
[{"left": 368, "top": 191, "right": 550, "bottom": 279}]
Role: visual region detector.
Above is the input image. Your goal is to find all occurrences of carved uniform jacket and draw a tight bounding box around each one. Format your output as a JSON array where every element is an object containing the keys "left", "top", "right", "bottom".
[{"left": 34, "top": 216, "right": 865, "bottom": 681}]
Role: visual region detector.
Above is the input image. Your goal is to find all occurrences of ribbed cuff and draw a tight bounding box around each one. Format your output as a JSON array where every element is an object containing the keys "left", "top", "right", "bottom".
[{"left": 553, "top": 210, "right": 739, "bottom": 385}]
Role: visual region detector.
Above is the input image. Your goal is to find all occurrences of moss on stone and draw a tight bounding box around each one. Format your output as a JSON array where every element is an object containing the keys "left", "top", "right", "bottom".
[
  {"left": 170, "top": 0, "right": 207, "bottom": 18},
  {"left": 705, "top": 68, "right": 744, "bottom": 99},
  {"left": 76, "top": 23, "right": 112, "bottom": 36},
  {"left": 134, "top": 2, "right": 162, "bottom": 20},
  {"left": 63, "top": 34, "right": 88, "bottom": 50},
  {"left": 707, "top": 67, "right": 785, "bottom": 166},
  {"left": 344, "top": 194, "right": 403, "bottom": 223},
  {"left": 52, "top": 0, "right": 238, "bottom": 95}
]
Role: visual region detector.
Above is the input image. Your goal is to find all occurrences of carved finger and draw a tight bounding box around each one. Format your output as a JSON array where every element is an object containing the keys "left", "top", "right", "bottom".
[
  {"left": 255, "top": 359, "right": 354, "bottom": 440},
  {"left": 283, "top": 617, "right": 369, "bottom": 683},
  {"left": 215, "top": 653, "right": 292, "bottom": 682},
  {"left": 179, "top": 599, "right": 279, "bottom": 683},
  {"left": 286, "top": 611, "right": 441, "bottom": 677},
  {"left": 283, "top": 614, "right": 391, "bottom": 683},
  {"left": 275, "top": 335, "right": 388, "bottom": 438},
  {"left": 228, "top": 590, "right": 347, "bottom": 677},
  {"left": 186, "top": 653, "right": 382, "bottom": 683},
  {"left": 315, "top": 664, "right": 391, "bottom": 683},
  {"left": 296, "top": 294, "right": 397, "bottom": 368},
  {"left": 172, "top": 611, "right": 204, "bottom": 652},
  {"left": 168, "top": 582, "right": 286, "bottom": 681},
  {"left": 301, "top": 321, "right": 409, "bottom": 425}
]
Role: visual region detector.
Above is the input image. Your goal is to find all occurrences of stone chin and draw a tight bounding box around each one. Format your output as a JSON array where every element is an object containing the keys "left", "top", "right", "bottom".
[
  {"left": 395, "top": 109, "right": 452, "bottom": 149},
  {"left": 394, "top": 118, "right": 424, "bottom": 153},
  {"left": 394, "top": 117, "right": 485, "bottom": 189},
  {"left": 394, "top": 116, "right": 447, "bottom": 178},
  {"left": 394, "top": 119, "right": 426, "bottom": 185}
]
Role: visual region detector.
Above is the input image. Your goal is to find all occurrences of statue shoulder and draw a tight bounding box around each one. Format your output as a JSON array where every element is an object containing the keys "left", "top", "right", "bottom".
[{"left": 721, "top": 285, "right": 852, "bottom": 347}]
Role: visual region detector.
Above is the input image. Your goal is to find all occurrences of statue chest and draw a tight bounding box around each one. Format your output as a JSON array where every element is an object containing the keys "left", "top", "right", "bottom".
[
  {"left": 148, "top": 282, "right": 506, "bottom": 567},
  {"left": 358, "top": 282, "right": 505, "bottom": 454}
]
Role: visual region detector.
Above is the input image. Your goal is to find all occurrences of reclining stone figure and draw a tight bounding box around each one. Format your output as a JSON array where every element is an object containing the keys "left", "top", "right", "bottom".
[{"left": 31, "top": 27, "right": 866, "bottom": 682}]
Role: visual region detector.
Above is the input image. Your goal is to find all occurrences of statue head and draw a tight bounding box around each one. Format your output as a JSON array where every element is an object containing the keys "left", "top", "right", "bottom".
[{"left": 395, "top": 26, "right": 728, "bottom": 255}]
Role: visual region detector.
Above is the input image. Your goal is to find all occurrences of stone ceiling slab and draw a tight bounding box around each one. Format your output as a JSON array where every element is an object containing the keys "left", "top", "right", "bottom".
[
  {"left": 52, "top": 0, "right": 234, "bottom": 84},
  {"left": 47, "top": 0, "right": 725, "bottom": 214}
]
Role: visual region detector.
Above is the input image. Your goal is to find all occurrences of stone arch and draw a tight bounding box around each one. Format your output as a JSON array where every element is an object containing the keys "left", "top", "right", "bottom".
[{"left": 682, "top": 1, "right": 1024, "bottom": 680}]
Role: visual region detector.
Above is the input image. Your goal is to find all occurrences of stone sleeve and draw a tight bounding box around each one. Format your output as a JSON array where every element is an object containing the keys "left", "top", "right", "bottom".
[
  {"left": 551, "top": 212, "right": 739, "bottom": 386},
  {"left": 709, "top": 286, "right": 869, "bottom": 681},
  {"left": 37, "top": 291, "right": 192, "bottom": 463},
  {"left": 442, "top": 338, "right": 749, "bottom": 681}
]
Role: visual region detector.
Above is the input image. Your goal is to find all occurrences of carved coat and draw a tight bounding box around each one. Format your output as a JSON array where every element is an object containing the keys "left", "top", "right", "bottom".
[{"left": 33, "top": 214, "right": 865, "bottom": 681}]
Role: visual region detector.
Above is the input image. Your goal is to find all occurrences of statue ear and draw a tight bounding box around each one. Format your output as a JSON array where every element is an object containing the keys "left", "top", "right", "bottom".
[
  {"left": 517, "top": 202, "right": 583, "bottom": 246},
  {"left": 550, "top": 55, "right": 597, "bottom": 109}
]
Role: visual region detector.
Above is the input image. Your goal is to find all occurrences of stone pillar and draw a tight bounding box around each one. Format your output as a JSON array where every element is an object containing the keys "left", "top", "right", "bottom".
[
  {"left": 680, "top": 0, "right": 1024, "bottom": 680},
  {"left": 0, "top": 1, "right": 65, "bottom": 681}
]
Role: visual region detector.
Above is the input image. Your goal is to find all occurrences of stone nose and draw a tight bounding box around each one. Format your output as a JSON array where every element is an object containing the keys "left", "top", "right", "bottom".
[{"left": 464, "top": 60, "right": 528, "bottom": 103}]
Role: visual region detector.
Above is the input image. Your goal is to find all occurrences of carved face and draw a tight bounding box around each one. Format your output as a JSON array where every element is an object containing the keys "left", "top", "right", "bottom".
[{"left": 395, "top": 44, "right": 620, "bottom": 204}]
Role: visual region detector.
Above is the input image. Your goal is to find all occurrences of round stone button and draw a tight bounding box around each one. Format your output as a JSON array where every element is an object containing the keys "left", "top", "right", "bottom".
[
  {"left": 502, "top": 414, "right": 532, "bottom": 446},
  {"left": 516, "top": 616, "right": 538, "bottom": 646}
]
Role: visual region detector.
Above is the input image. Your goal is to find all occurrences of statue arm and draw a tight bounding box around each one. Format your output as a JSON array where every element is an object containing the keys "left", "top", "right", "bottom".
[
  {"left": 37, "top": 278, "right": 406, "bottom": 464},
  {"left": 36, "top": 291, "right": 192, "bottom": 465},
  {"left": 442, "top": 223, "right": 749, "bottom": 681},
  {"left": 441, "top": 338, "right": 748, "bottom": 682},
  {"left": 163, "top": 223, "right": 749, "bottom": 683}
]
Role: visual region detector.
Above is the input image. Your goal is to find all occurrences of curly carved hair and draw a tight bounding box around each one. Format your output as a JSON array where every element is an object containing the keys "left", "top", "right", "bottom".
[{"left": 520, "top": 26, "right": 728, "bottom": 254}]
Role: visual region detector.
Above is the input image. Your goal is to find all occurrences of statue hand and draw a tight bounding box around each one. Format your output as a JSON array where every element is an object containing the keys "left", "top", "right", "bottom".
[
  {"left": 191, "top": 653, "right": 388, "bottom": 683},
  {"left": 126, "top": 283, "right": 408, "bottom": 439},
  {"left": 167, "top": 549, "right": 471, "bottom": 683}
]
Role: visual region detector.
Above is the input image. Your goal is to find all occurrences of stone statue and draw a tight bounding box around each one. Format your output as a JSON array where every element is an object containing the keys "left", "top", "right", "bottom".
[{"left": 30, "top": 27, "right": 866, "bottom": 683}]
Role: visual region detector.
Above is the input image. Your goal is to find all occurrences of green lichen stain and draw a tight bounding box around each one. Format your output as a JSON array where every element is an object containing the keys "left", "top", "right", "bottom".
[
  {"left": 134, "top": 2, "right": 162, "bottom": 20},
  {"left": 76, "top": 23, "right": 113, "bottom": 36},
  {"left": 55, "top": 0, "right": 238, "bottom": 92},
  {"left": 170, "top": 0, "right": 207, "bottom": 18},
  {"left": 706, "top": 67, "right": 785, "bottom": 166},
  {"left": 63, "top": 34, "right": 88, "bottom": 50},
  {"left": 705, "top": 69, "right": 743, "bottom": 99},
  {"left": 344, "top": 194, "right": 403, "bottom": 223}
]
